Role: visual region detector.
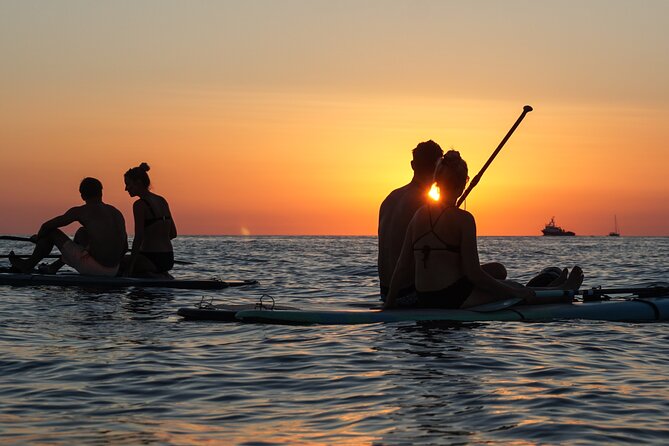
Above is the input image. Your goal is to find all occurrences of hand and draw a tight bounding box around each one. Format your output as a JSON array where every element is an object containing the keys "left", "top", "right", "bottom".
[
  {"left": 382, "top": 299, "right": 396, "bottom": 310},
  {"left": 29, "top": 234, "right": 39, "bottom": 243},
  {"left": 514, "top": 287, "right": 536, "bottom": 303}
]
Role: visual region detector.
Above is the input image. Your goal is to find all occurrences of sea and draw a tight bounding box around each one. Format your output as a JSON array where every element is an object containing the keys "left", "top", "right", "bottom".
[{"left": 1, "top": 236, "right": 668, "bottom": 445}]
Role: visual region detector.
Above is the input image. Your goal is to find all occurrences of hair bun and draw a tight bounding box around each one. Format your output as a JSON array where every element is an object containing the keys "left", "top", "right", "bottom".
[
  {"left": 139, "top": 162, "right": 150, "bottom": 172},
  {"left": 442, "top": 150, "right": 462, "bottom": 167}
]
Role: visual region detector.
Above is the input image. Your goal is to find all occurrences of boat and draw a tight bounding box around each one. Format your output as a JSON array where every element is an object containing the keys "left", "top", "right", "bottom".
[
  {"left": 0, "top": 270, "right": 257, "bottom": 289},
  {"left": 178, "top": 287, "right": 669, "bottom": 324},
  {"left": 609, "top": 215, "right": 620, "bottom": 237},
  {"left": 542, "top": 217, "right": 575, "bottom": 236}
]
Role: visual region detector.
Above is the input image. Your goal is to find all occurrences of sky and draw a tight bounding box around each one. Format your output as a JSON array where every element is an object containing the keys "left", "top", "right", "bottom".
[{"left": 1, "top": 0, "right": 668, "bottom": 236}]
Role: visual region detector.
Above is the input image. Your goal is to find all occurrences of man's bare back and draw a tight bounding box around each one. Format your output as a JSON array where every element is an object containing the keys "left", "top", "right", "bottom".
[
  {"left": 378, "top": 181, "right": 430, "bottom": 294},
  {"left": 66, "top": 203, "right": 127, "bottom": 267}
]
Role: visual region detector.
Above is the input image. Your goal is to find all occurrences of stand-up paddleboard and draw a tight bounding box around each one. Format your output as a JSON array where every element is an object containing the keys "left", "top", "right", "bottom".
[
  {"left": 234, "top": 297, "right": 669, "bottom": 325},
  {"left": 0, "top": 271, "right": 257, "bottom": 290}
]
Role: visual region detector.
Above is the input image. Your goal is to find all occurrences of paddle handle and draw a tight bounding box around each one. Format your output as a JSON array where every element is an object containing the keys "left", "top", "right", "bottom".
[{"left": 457, "top": 105, "right": 533, "bottom": 207}]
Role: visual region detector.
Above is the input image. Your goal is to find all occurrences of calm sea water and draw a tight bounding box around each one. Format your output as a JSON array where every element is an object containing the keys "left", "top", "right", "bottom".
[{"left": 1, "top": 236, "right": 668, "bottom": 445}]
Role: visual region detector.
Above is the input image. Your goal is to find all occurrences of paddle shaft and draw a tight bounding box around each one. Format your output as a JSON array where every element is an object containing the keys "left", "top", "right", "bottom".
[
  {"left": 2, "top": 236, "right": 193, "bottom": 264},
  {"left": 0, "top": 236, "right": 33, "bottom": 242},
  {"left": 537, "top": 287, "right": 669, "bottom": 301},
  {"left": 1, "top": 254, "right": 192, "bottom": 265},
  {"left": 579, "top": 286, "right": 669, "bottom": 297},
  {"left": 457, "top": 105, "right": 533, "bottom": 207},
  {"left": 0, "top": 254, "right": 61, "bottom": 259}
]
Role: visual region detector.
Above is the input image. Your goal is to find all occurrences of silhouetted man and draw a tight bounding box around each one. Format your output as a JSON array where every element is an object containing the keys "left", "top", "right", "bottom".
[
  {"left": 10, "top": 177, "right": 127, "bottom": 276},
  {"left": 378, "top": 140, "right": 443, "bottom": 300}
]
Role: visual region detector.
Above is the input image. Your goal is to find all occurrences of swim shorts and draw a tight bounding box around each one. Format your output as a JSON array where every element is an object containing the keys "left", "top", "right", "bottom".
[{"left": 60, "top": 241, "right": 119, "bottom": 276}]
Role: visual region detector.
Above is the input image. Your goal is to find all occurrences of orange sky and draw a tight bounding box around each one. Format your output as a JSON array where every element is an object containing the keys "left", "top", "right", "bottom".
[{"left": 1, "top": 1, "right": 668, "bottom": 236}]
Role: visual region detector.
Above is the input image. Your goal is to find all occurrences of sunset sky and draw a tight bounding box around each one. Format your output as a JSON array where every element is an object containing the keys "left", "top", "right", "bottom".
[{"left": 1, "top": 0, "right": 667, "bottom": 236}]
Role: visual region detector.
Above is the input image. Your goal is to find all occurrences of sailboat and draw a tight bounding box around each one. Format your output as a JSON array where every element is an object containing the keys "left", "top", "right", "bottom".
[{"left": 608, "top": 215, "right": 620, "bottom": 237}]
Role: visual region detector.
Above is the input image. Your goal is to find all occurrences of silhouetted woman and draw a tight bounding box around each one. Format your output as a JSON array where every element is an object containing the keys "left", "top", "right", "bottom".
[
  {"left": 123, "top": 163, "right": 177, "bottom": 277},
  {"left": 383, "top": 150, "right": 583, "bottom": 309}
]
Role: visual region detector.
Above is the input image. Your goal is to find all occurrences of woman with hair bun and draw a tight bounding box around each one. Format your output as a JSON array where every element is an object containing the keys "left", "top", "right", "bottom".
[
  {"left": 383, "top": 150, "right": 583, "bottom": 310},
  {"left": 123, "top": 163, "right": 177, "bottom": 277}
]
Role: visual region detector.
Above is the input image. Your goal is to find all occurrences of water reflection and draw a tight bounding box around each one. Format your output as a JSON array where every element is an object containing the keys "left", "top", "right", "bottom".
[
  {"left": 376, "top": 322, "right": 495, "bottom": 443},
  {"left": 2, "top": 237, "right": 669, "bottom": 444},
  {"left": 123, "top": 289, "right": 176, "bottom": 320}
]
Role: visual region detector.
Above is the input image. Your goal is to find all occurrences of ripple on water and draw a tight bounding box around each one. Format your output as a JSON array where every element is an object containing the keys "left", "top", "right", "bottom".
[{"left": 1, "top": 236, "right": 668, "bottom": 444}]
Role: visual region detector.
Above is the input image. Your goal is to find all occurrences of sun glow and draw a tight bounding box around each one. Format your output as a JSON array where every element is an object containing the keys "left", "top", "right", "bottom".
[{"left": 428, "top": 183, "right": 440, "bottom": 202}]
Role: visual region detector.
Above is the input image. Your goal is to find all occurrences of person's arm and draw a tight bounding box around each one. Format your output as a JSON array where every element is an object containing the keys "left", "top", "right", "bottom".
[
  {"left": 459, "top": 211, "right": 533, "bottom": 300},
  {"left": 383, "top": 221, "right": 416, "bottom": 310},
  {"left": 166, "top": 201, "right": 177, "bottom": 240},
  {"left": 36, "top": 208, "right": 79, "bottom": 239},
  {"left": 126, "top": 201, "right": 146, "bottom": 275},
  {"left": 117, "top": 209, "right": 129, "bottom": 256}
]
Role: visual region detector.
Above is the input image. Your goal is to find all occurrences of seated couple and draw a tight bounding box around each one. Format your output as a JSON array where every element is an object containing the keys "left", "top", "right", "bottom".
[
  {"left": 10, "top": 163, "right": 177, "bottom": 278},
  {"left": 380, "top": 143, "right": 583, "bottom": 310}
]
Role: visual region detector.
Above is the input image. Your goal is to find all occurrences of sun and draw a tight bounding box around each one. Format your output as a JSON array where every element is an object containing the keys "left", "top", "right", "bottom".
[{"left": 428, "top": 183, "right": 440, "bottom": 202}]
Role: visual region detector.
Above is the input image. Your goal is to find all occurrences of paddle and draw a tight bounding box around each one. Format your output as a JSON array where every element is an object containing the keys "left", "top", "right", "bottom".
[
  {"left": 579, "top": 286, "right": 669, "bottom": 298},
  {"left": 471, "top": 287, "right": 669, "bottom": 312},
  {"left": 457, "top": 105, "right": 533, "bottom": 207},
  {"left": 2, "top": 234, "right": 194, "bottom": 265},
  {"left": 0, "top": 253, "right": 193, "bottom": 265},
  {"left": 0, "top": 254, "right": 62, "bottom": 259},
  {"left": 536, "top": 287, "right": 669, "bottom": 301},
  {"left": 0, "top": 235, "right": 33, "bottom": 242}
]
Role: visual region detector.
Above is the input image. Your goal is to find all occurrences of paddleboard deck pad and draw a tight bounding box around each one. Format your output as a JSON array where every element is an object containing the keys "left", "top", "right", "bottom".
[
  {"left": 232, "top": 297, "right": 669, "bottom": 325},
  {"left": 178, "top": 303, "right": 300, "bottom": 321},
  {"left": 0, "top": 271, "right": 257, "bottom": 290}
]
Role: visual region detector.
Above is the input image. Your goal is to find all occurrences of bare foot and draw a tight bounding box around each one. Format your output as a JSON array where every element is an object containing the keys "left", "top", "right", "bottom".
[
  {"left": 561, "top": 266, "right": 584, "bottom": 291},
  {"left": 8, "top": 251, "right": 34, "bottom": 274},
  {"left": 38, "top": 262, "right": 61, "bottom": 274},
  {"left": 547, "top": 268, "right": 569, "bottom": 287}
]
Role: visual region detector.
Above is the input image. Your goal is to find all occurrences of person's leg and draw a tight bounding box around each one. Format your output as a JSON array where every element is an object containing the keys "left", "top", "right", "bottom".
[
  {"left": 124, "top": 254, "right": 158, "bottom": 277},
  {"left": 482, "top": 262, "right": 507, "bottom": 280},
  {"left": 460, "top": 266, "right": 584, "bottom": 308},
  {"left": 9, "top": 229, "right": 70, "bottom": 273},
  {"left": 38, "top": 258, "right": 65, "bottom": 274},
  {"left": 526, "top": 266, "right": 583, "bottom": 304},
  {"left": 460, "top": 282, "right": 521, "bottom": 309},
  {"left": 39, "top": 228, "right": 87, "bottom": 274},
  {"left": 526, "top": 266, "right": 564, "bottom": 287}
]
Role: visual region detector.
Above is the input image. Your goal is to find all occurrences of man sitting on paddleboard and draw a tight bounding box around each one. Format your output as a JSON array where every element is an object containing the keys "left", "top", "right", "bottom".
[
  {"left": 378, "top": 140, "right": 507, "bottom": 303},
  {"left": 383, "top": 150, "right": 583, "bottom": 310},
  {"left": 9, "top": 177, "right": 127, "bottom": 276}
]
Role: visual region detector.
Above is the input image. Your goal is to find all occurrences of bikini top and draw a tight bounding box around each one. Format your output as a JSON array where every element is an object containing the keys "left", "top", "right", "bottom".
[
  {"left": 140, "top": 198, "right": 172, "bottom": 228},
  {"left": 412, "top": 205, "right": 460, "bottom": 267}
]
